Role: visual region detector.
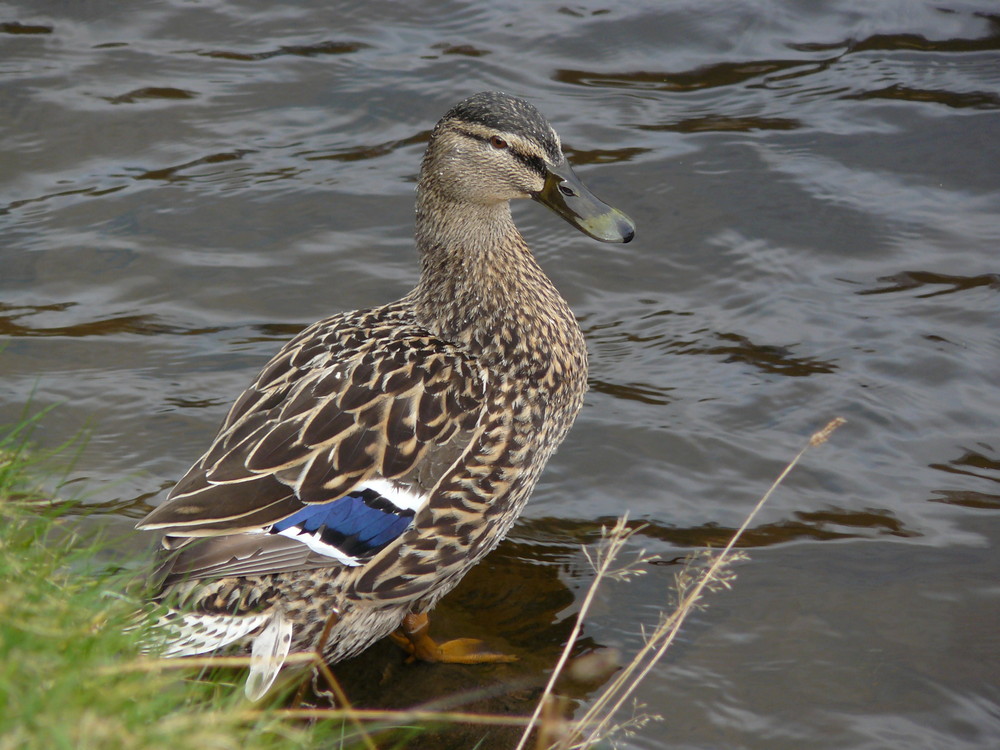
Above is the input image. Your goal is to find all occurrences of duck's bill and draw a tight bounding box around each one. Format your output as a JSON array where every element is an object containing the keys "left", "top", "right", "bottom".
[{"left": 533, "top": 162, "right": 635, "bottom": 243}]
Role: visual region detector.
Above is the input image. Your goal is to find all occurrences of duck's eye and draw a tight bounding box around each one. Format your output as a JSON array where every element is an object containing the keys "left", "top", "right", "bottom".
[{"left": 489, "top": 135, "right": 508, "bottom": 150}]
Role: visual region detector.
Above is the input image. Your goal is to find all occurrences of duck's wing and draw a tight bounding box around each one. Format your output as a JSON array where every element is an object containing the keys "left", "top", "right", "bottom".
[{"left": 138, "top": 310, "right": 486, "bottom": 582}]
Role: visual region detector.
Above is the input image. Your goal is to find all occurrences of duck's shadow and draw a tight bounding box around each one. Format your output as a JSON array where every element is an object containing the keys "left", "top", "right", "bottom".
[{"left": 299, "top": 528, "right": 615, "bottom": 749}]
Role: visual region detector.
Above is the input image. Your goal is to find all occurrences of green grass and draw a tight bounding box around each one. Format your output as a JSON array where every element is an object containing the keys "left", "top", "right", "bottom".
[{"left": 0, "top": 412, "right": 373, "bottom": 750}]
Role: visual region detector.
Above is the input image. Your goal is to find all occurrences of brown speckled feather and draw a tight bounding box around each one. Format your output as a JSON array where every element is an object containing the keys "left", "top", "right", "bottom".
[
  {"left": 137, "top": 91, "right": 634, "bottom": 699},
  {"left": 142, "top": 305, "right": 485, "bottom": 534}
]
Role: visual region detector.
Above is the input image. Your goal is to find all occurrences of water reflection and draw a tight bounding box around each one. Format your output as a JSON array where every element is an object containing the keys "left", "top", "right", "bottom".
[
  {"left": 555, "top": 60, "right": 814, "bottom": 93},
  {"left": 640, "top": 115, "right": 801, "bottom": 133},
  {"left": 930, "top": 446, "right": 1000, "bottom": 485},
  {"left": 133, "top": 150, "right": 256, "bottom": 182},
  {"left": 518, "top": 511, "right": 919, "bottom": 552},
  {"left": 303, "top": 131, "right": 428, "bottom": 163},
  {"left": 847, "top": 84, "right": 1000, "bottom": 109},
  {"left": 930, "top": 489, "right": 1000, "bottom": 510},
  {"left": 0, "top": 303, "right": 225, "bottom": 337},
  {"left": 104, "top": 87, "right": 198, "bottom": 106},
  {"left": 196, "top": 40, "right": 369, "bottom": 62},
  {"left": 0, "top": 21, "right": 53, "bottom": 34},
  {"left": 859, "top": 270, "right": 1000, "bottom": 298}
]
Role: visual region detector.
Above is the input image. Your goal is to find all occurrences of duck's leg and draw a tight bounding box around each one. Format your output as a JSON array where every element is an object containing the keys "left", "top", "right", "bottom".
[{"left": 389, "top": 612, "right": 517, "bottom": 664}]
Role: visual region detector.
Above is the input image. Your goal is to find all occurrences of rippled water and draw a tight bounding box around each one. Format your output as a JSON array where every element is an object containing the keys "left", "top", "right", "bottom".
[{"left": 3, "top": 1, "right": 1000, "bottom": 747}]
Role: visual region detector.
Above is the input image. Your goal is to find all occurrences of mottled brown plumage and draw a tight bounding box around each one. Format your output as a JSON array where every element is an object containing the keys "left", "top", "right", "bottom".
[{"left": 138, "top": 91, "right": 634, "bottom": 699}]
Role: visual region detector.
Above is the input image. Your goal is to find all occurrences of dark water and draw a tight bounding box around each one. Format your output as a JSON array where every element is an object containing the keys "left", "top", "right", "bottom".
[{"left": 3, "top": 1, "right": 1000, "bottom": 747}]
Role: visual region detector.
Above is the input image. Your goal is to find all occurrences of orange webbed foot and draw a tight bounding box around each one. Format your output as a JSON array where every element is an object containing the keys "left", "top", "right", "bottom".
[{"left": 389, "top": 613, "right": 517, "bottom": 664}]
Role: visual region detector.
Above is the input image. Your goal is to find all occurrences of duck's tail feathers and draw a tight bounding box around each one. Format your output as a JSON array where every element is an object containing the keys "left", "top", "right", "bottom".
[
  {"left": 245, "top": 609, "right": 294, "bottom": 701},
  {"left": 145, "top": 610, "right": 272, "bottom": 658}
]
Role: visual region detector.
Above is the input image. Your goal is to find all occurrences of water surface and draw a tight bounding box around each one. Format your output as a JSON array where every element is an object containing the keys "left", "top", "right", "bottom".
[{"left": 3, "top": 1, "right": 999, "bottom": 747}]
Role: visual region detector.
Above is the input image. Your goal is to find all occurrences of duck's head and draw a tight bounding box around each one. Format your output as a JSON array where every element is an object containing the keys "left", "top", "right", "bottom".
[{"left": 419, "top": 91, "right": 635, "bottom": 244}]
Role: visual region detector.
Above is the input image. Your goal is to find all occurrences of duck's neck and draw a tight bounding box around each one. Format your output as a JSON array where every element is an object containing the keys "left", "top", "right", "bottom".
[{"left": 409, "top": 187, "right": 580, "bottom": 366}]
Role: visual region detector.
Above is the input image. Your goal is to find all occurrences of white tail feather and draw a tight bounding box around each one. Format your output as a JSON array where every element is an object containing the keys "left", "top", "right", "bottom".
[
  {"left": 245, "top": 610, "right": 294, "bottom": 701},
  {"left": 153, "top": 611, "right": 271, "bottom": 658}
]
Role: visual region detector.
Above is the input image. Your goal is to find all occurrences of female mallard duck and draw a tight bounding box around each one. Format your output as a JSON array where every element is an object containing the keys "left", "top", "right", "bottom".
[{"left": 138, "top": 91, "right": 634, "bottom": 700}]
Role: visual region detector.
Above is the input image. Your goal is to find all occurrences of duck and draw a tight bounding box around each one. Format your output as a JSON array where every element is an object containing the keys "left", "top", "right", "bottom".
[{"left": 137, "top": 91, "right": 635, "bottom": 700}]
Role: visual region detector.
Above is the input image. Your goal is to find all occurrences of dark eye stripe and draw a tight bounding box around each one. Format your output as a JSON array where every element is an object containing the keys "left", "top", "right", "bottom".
[{"left": 513, "top": 151, "right": 547, "bottom": 177}]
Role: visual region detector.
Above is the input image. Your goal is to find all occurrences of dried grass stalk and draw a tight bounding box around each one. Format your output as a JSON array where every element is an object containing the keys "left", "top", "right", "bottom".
[{"left": 521, "top": 417, "right": 845, "bottom": 750}]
